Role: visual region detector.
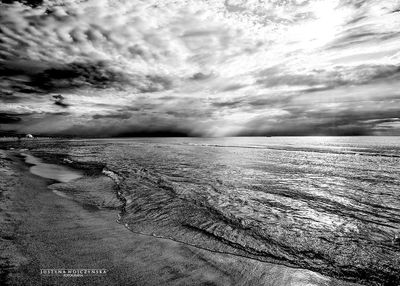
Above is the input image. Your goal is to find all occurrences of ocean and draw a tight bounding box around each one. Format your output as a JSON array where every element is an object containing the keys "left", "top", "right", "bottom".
[{"left": 10, "top": 136, "right": 400, "bottom": 285}]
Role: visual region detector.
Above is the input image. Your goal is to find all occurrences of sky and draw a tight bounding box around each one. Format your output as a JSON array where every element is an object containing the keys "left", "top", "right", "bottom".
[{"left": 1, "top": 0, "right": 400, "bottom": 137}]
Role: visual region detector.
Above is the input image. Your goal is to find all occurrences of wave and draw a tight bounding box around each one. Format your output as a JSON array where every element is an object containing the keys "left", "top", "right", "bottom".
[
  {"left": 11, "top": 139, "right": 400, "bottom": 286},
  {"left": 115, "top": 166, "right": 400, "bottom": 286}
]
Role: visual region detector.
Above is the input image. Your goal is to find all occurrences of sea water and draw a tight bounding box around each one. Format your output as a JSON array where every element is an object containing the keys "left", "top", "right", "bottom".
[{"left": 18, "top": 137, "right": 400, "bottom": 285}]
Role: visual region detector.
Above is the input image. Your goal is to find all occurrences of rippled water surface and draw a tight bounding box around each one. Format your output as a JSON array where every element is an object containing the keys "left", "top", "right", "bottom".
[{"left": 14, "top": 137, "right": 400, "bottom": 285}]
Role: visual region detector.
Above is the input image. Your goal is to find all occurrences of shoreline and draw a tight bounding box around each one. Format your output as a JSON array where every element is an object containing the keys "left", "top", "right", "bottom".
[{"left": 0, "top": 148, "right": 361, "bottom": 286}]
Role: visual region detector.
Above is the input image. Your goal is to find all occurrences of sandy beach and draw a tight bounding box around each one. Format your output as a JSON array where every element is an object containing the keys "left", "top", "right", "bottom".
[{"left": 0, "top": 148, "right": 361, "bottom": 286}]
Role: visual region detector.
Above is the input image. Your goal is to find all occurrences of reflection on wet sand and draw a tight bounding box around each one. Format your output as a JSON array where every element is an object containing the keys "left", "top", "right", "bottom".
[{"left": 22, "top": 153, "right": 83, "bottom": 183}]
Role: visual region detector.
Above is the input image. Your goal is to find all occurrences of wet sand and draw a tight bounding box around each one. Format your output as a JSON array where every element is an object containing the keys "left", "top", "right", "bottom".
[{"left": 0, "top": 149, "right": 361, "bottom": 286}]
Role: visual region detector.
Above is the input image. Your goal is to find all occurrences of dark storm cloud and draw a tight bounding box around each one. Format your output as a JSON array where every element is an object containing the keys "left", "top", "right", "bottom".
[
  {"left": 1, "top": 0, "right": 43, "bottom": 7},
  {"left": 0, "top": 59, "right": 173, "bottom": 93},
  {"left": 284, "top": 106, "right": 400, "bottom": 125},
  {"left": 0, "top": 112, "right": 22, "bottom": 124},
  {"left": 0, "top": 92, "right": 22, "bottom": 103},
  {"left": 256, "top": 65, "right": 400, "bottom": 90},
  {"left": 0, "top": 111, "right": 70, "bottom": 125},
  {"left": 236, "top": 104, "right": 400, "bottom": 136},
  {"left": 237, "top": 125, "right": 371, "bottom": 136},
  {"left": 57, "top": 120, "right": 192, "bottom": 138},
  {"left": 116, "top": 130, "right": 189, "bottom": 137},
  {"left": 165, "top": 108, "right": 214, "bottom": 119},
  {"left": 0, "top": 1, "right": 176, "bottom": 97},
  {"left": 0, "top": 60, "right": 48, "bottom": 76},
  {"left": 238, "top": 116, "right": 371, "bottom": 136},
  {"left": 92, "top": 112, "right": 132, "bottom": 120},
  {"left": 52, "top": 94, "right": 69, "bottom": 108},
  {"left": 212, "top": 100, "right": 243, "bottom": 108},
  {"left": 246, "top": 95, "right": 294, "bottom": 108},
  {"left": 30, "top": 61, "right": 129, "bottom": 91}
]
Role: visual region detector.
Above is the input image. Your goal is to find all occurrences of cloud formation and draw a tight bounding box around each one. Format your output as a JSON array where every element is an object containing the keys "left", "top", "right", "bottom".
[{"left": 1, "top": 0, "right": 400, "bottom": 136}]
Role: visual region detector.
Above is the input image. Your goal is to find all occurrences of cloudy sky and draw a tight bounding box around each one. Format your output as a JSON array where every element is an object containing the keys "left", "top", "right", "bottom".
[{"left": 1, "top": 0, "right": 400, "bottom": 137}]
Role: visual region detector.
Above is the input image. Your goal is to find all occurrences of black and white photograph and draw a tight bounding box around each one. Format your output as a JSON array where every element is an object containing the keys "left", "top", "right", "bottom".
[{"left": 0, "top": 0, "right": 399, "bottom": 285}]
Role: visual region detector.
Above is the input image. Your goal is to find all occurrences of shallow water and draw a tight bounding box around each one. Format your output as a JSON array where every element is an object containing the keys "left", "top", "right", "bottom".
[
  {"left": 14, "top": 137, "right": 400, "bottom": 286},
  {"left": 22, "top": 153, "right": 83, "bottom": 183}
]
